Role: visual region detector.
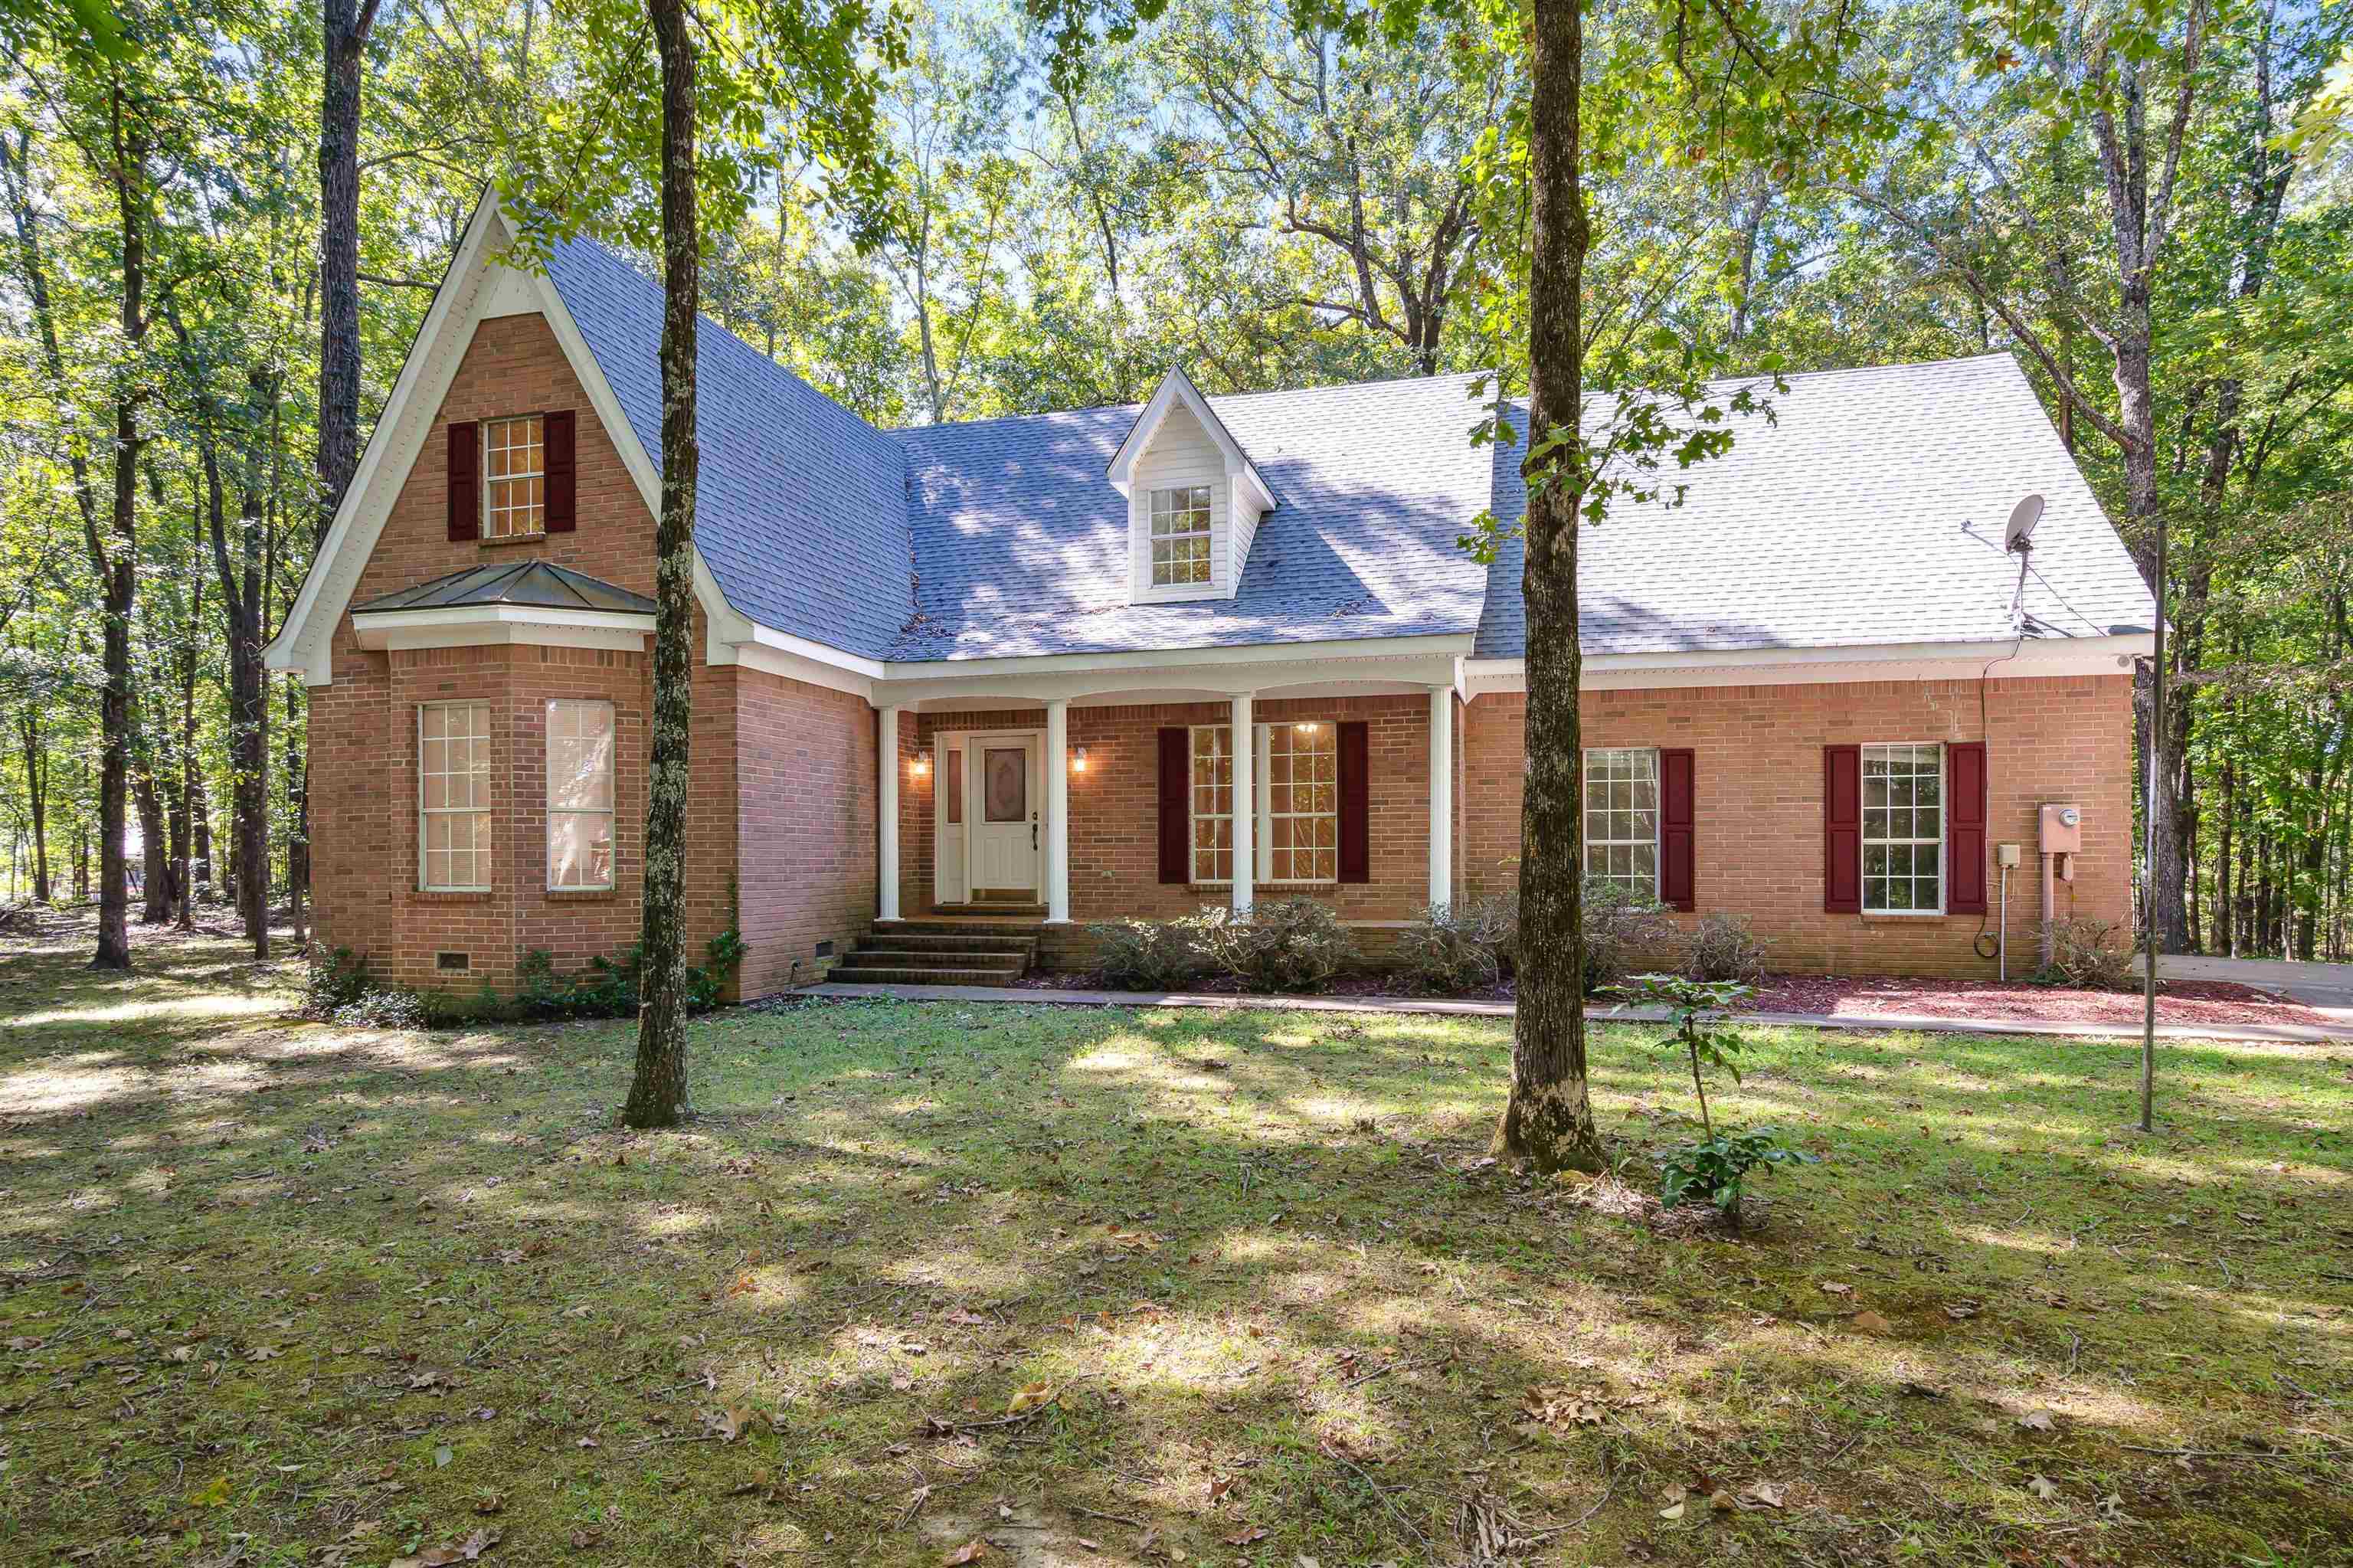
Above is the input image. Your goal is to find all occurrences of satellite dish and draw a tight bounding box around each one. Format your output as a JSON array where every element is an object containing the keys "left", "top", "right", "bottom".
[{"left": 2004, "top": 493, "right": 2045, "bottom": 553}]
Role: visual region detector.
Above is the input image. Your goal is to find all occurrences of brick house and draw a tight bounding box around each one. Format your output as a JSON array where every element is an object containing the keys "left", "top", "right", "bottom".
[{"left": 267, "top": 195, "right": 2156, "bottom": 995}]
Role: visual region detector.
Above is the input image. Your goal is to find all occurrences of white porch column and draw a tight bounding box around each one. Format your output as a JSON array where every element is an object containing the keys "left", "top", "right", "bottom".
[
  {"left": 1044, "top": 698, "right": 1071, "bottom": 923},
  {"left": 1230, "top": 692, "right": 1255, "bottom": 914},
  {"left": 877, "top": 705, "right": 902, "bottom": 921},
  {"left": 1428, "top": 687, "right": 1454, "bottom": 910}
]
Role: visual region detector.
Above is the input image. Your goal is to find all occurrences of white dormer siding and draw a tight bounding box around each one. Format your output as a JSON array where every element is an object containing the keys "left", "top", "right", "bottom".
[
  {"left": 1130, "top": 404, "right": 1231, "bottom": 602},
  {"left": 1109, "top": 368, "right": 1280, "bottom": 607}
]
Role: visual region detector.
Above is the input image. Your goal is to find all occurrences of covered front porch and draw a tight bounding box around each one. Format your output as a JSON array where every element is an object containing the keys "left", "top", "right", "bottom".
[{"left": 865, "top": 646, "right": 1472, "bottom": 963}]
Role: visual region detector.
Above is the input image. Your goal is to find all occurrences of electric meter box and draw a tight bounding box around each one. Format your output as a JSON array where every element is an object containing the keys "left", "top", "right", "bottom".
[{"left": 2040, "top": 803, "right": 2083, "bottom": 854}]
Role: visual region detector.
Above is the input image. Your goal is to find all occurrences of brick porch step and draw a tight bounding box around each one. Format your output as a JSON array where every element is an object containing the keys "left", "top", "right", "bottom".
[{"left": 836, "top": 924, "right": 1041, "bottom": 986}]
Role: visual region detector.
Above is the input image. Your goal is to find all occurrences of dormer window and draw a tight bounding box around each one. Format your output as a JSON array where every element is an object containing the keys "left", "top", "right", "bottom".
[
  {"left": 1109, "top": 368, "right": 1280, "bottom": 605},
  {"left": 1150, "top": 486, "right": 1212, "bottom": 587}
]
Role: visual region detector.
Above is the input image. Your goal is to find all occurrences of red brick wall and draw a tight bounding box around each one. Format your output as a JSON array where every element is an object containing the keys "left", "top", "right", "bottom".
[
  {"left": 898, "top": 695, "right": 1451, "bottom": 932},
  {"left": 1459, "top": 674, "right": 2135, "bottom": 977},
  {"left": 308, "top": 309, "right": 875, "bottom": 999}
]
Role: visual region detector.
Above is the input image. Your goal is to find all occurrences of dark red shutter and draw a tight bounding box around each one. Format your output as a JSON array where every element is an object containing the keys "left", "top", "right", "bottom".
[
  {"left": 1157, "top": 727, "right": 1189, "bottom": 884},
  {"left": 447, "top": 421, "right": 479, "bottom": 542},
  {"left": 1824, "top": 744, "right": 1861, "bottom": 913},
  {"left": 1337, "top": 720, "right": 1370, "bottom": 884},
  {"left": 1660, "top": 747, "right": 1695, "bottom": 912},
  {"left": 543, "top": 410, "right": 577, "bottom": 532},
  {"left": 1947, "top": 741, "right": 1988, "bottom": 915}
]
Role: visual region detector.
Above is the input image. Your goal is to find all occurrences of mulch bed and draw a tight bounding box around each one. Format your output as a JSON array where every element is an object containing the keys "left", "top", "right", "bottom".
[{"left": 1014, "top": 967, "right": 2335, "bottom": 1030}]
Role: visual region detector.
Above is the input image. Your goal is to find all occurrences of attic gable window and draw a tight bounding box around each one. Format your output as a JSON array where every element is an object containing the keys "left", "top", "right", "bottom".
[
  {"left": 483, "top": 414, "right": 545, "bottom": 538},
  {"left": 1150, "top": 486, "right": 1212, "bottom": 587}
]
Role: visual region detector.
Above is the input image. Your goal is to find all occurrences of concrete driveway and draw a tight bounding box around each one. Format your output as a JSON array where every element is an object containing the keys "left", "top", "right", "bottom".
[{"left": 2153, "top": 954, "right": 2353, "bottom": 1027}]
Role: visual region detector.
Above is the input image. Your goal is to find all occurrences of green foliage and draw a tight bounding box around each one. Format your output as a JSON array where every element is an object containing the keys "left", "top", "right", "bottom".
[
  {"left": 1658, "top": 1126, "right": 1818, "bottom": 1221},
  {"left": 1580, "top": 879, "right": 1679, "bottom": 995},
  {"left": 1087, "top": 915, "right": 1212, "bottom": 990},
  {"left": 1393, "top": 896, "right": 1519, "bottom": 994},
  {"left": 1193, "top": 898, "right": 1360, "bottom": 994},
  {"left": 1684, "top": 912, "right": 1769, "bottom": 984},
  {"left": 1605, "top": 971, "right": 1753, "bottom": 1139},
  {"left": 301, "top": 944, "right": 375, "bottom": 1020}
]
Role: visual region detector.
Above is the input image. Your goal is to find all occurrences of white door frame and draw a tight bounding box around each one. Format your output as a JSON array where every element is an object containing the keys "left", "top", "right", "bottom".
[{"left": 959, "top": 729, "right": 1043, "bottom": 903}]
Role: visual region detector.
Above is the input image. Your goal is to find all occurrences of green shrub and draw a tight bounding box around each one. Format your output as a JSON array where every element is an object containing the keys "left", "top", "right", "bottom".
[
  {"left": 2035, "top": 917, "right": 2133, "bottom": 990},
  {"left": 1392, "top": 896, "right": 1518, "bottom": 994},
  {"left": 1658, "top": 1128, "right": 1818, "bottom": 1225},
  {"left": 302, "top": 943, "right": 374, "bottom": 1019},
  {"left": 1581, "top": 879, "right": 1678, "bottom": 994},
  {"left": 1088, "top": 916, "right": 1212, "bottom": 990},
  {"left": 1194, "top": 898, "right": 1360, "bottom": 994},
  {"left": 1684, "top": 911, "right": 1769, "bottom": 984}
]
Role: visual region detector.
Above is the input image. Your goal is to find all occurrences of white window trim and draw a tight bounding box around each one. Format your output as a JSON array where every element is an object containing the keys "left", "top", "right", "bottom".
[
  {"left": 417, "top": 701, "right": 493, "bottom": 892},
  {"left": 1581, "top": 746, "right": 1661, "bottom": 898},
  {"left": 1189, "top": 721, "right": 1339, "bottom": 888},
  {"left": 483, "top": 413, "right": 546, "bottom": 541},
  {"left": 1147, "top": 485, "right": 1213, "bottom": 590},
  {"left": 545, "top": 699, "right": 617, "bottom": 892},
  {"left": 1860, "top": 740, "right": 1946, "bottom": 917}
]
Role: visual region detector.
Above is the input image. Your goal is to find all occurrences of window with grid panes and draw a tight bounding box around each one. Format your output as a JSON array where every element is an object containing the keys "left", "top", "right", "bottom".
[
  {"left": 483, "top": 414, "right": 545, "bottom": 538},
  {"left": 1149, "top": 485, "right": 1212, "bottom": 586},
  {"left": 419, "top": 703, "right": 493, "bottom": 890},
  {"left": 1862, "top": 742, "right": 1943, "bottom": 913},
  {"left": 1582, "top": 747, "right": 1659, "bottom": 895}
]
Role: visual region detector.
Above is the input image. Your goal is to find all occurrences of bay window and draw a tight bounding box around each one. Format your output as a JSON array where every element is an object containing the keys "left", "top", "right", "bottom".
[
  {"left": 418, "top": 702, "right": 493, "bottom": 892},
  {"left": 547, "top": 699, "right": 616, "bottom": 890}
]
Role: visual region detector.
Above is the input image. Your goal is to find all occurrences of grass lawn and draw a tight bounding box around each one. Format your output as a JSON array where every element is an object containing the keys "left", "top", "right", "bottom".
[{"left": 1, "top": 923, "right": 2348, "bottom": 1568}]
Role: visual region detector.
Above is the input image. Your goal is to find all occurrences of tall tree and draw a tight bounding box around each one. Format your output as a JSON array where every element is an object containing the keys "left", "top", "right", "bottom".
[{"left": 317, "top": 0, "right": 381, "bottom": 540}]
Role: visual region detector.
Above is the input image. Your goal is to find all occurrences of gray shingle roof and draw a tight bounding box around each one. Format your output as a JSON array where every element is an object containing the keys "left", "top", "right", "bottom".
[
  {"left": 886, "top": 372, "right": 1496, "bottom": 660},
  {"left": 537, "top": 232, "right": 2150, "bottom": 668},
  {"left": 1474, "top": 355, "right": 2155, "bottom": 659},
  {"left": 355, "top": 560, "right": 654, "bottom": 615},
  {"left": 542, "top": 237, "right": 915, "bottom": 660}
]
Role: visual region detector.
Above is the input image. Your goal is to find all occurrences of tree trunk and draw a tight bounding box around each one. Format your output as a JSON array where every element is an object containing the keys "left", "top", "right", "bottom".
[
  {"left": 92, "top": 87, "right": 149, "bottom": 968},
  {"left": 623, "top": 0, "right": 701, "bottom": 1131},
  {"left": 1492, "top": 0, "right": 1602, "bottom": 1174},
  {"left": 316, "top": 0, "right": 375, "bottom": 542},
  {"left": 18, "top": 709, "right": 50, "bottom": 904},
  {"left": 134, "top": 764, "right": 169, "bottom": 924}
]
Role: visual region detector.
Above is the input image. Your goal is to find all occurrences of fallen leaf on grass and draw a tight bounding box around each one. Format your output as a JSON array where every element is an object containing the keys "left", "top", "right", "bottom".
[
  {"left": 704, "top": 1404, "right": 754, "bottom": 1442},
  {"left": 1850, "top": 1310, "right": 1894, "bottom": 1336},
  {"left": 1944, "top": 1301, "right": 1981, "bottom": 1321},
  {"left": 944, "top": 1308, "right": 991, "bottom": 1327},
  {"left": 2018, "top": 1409, "right": 2057, "bottom": 1432},
  {"left": 1819, "top": 1282, "right": 1854, "bottom": 1298},
  {"left": 1741, "top": 1481, "right": 1786, "bottom": 1508},
  {"left": 942, "top": 1543, "right": 988, "bottom": 1565},
  {"left": 2027, "top": 1475, "right": 2061, "bottom": 1501},
  {"left": 566, "top": 1530, "right": 603, "bottom": 1550},
  {"left": 1221, "top": 1526, "right": 1267, "bottom": 1545},
  {"left": 1006, "top": 1382, "right": 1054, "bottom": 1414},
  {"left": 388, "top": 1527, "right": 501, "bottom": 1566}
]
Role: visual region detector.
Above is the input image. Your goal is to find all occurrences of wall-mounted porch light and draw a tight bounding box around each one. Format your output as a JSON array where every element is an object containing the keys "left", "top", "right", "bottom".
[
  {"left": 908, "top": 753, "right": 930, "bottom": 779},
  {"left": 1072, "top": 746, "right": 1090, "bottom": 774}
]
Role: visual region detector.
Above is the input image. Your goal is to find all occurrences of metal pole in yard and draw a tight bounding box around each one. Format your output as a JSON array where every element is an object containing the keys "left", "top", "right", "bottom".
[{"left": 2140, "top": 506, "right": 2167, "bottom": 1135}]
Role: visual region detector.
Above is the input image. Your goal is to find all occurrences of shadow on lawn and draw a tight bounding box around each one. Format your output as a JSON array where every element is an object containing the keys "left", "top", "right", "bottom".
[{"left": 0, "top": 926, "right": 2346, "bottom": 1566}]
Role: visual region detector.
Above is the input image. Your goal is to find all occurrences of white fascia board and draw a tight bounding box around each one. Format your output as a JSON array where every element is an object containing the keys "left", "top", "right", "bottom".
[
  {"left": 1459, "top": 633, "right": 2154, "bottom": 694},
  {"left": 267, "top": 196, "right": 510, "bottom": 686},
  {"left": 872, "top": 633, "right": 1471, "bottom": 708},
  {"left": 351, "top": 604, "right": 655, "bottom": 651},
  {"left": 1106, "top": 367, "right": 1278, "bottom": 512}
]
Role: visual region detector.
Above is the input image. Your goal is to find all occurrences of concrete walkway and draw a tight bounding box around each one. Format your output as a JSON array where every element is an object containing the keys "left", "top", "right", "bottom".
[
  {"left": 2152, "top": 953, "right": 2353, "bottom": 1027},
  {"left": 803, "top": 980, "right": 2353, "bottom": 1044}
]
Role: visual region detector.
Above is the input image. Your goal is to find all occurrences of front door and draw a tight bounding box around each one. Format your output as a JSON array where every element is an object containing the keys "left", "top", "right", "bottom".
[{"left": 965, "top": 732, "right": 1041, "bottom": 901}]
